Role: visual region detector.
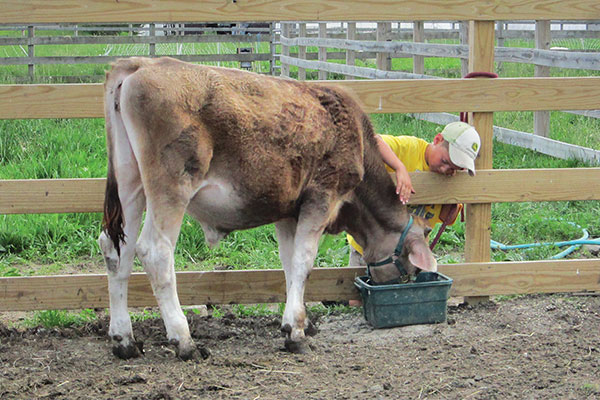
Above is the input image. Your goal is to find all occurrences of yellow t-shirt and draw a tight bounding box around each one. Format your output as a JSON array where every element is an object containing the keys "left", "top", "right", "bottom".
[{"left": 347, "top": 135, "right": 450, "bottom": 255}]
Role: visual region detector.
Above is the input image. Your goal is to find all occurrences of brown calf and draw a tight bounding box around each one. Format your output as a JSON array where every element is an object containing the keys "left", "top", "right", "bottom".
[{"left": 98, "top": 57, "right": 436, "bottom": 359}]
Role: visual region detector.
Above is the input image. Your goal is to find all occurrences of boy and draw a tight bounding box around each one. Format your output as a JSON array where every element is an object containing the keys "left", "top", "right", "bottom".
[{"left": 348, "top": 121, "right": 481, "bottom": 265}]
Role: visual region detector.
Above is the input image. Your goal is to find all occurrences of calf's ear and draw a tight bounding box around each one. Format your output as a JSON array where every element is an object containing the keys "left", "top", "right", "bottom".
[{"left": 408, "top": 241, "right": 438, "bottom": 272}]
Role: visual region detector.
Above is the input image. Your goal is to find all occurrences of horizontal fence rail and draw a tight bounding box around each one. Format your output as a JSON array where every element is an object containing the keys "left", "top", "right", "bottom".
[
  {"left": 3, "top": 169, "right": 600, "bottom": 214},
  {"left": 280, "top": 36, "right": 600, "bottom": 71},
  {"left": 1, "top": 1, "right": 600, "bottom": 23},
  {"left": 1, "top": 77, "right": 600, "bottom": 120},
  {"left": 1, "top": 260, "right": 599, "bottom": 311},
  {"left": 0, "top": 54, "right": 272, "bottom": 66}
]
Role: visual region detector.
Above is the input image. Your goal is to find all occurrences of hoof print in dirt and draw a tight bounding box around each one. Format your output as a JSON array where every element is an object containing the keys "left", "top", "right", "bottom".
[
  {"left": 283, "top": 337, "right": 311, "bottom": 354},
  {"left": 112, "top": 336, "right": 144, "bottom": 359},
  {"left": 198, "top": 346, "right": 211, "bottom": 360}
]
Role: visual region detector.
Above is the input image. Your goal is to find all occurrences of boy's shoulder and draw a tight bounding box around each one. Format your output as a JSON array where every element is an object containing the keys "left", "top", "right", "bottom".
[{"left": 380, "top": 134, "right": 428, "bottom": 149}]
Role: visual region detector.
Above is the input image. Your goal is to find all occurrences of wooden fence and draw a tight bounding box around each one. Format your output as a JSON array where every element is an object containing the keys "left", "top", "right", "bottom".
[
  {"left": 1, "top": 0, "right": 600, "bottom": 311},
  {"left": 2, "top": 20, "right": 599, "bottom": 83},
  {"left": 0, "top": 22, "right": 276, "bottom": 82}
]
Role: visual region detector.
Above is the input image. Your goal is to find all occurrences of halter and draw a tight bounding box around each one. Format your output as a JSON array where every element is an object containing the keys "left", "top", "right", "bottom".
[{"left": 366, "top": 215, "right": 413, "bottom": 284}]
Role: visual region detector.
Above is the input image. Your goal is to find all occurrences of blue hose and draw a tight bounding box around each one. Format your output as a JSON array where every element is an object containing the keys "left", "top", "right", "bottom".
[{"left": 491, "top": 227, "right": 600, "bottom": 259}]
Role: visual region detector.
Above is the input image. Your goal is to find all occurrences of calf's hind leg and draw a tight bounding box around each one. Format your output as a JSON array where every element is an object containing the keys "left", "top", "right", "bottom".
[
  {"left": 98, "top": 186, "right": 145, "bottom": 359},
  {"left": 136, "top": 197, "right": 197, "bottom": 360}
]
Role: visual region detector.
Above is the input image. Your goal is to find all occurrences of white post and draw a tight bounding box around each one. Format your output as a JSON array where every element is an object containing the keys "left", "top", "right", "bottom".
[
  {"left": 298, "top": 23, "right": 307, "bottom": 80},
  {"left": 318, "top": 23, "right": 327, "bottom": 80},
  {"left": 345, "top": 22, "right": 356, "bottom": 80},
  {"left": 376, "top": 22, "right": 391, "bottom": 71},
  {"left": 534, "top": 20, "right": 551, "bottom": 138},
  {"left": 413, "top": 21, "right": 425, "bottom": 75},
  {"left": 281, "top": 23, "right": 291, "bottom": 78}
]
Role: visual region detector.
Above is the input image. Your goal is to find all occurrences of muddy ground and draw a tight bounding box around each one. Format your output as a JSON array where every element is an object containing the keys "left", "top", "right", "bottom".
[{"left": 1, "top": 294, "right": 599, "bottom": 400}]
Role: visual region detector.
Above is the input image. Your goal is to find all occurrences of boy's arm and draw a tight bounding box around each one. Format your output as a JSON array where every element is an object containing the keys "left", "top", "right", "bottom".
[{"left": 375, "top": 135, "right": 414, "bottom": 204}]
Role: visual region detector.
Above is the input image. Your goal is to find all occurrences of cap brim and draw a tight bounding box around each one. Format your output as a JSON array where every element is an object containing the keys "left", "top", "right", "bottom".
[{"left": 448, "top": 144, "right": 476, "bottom": 176}]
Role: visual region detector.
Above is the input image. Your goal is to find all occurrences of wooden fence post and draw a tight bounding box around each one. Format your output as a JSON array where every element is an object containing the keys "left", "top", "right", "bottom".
[
  {"left": 535, "top": 20, "right": 551, "bottom": 138},
  {"left": 281, "top": 23, "right": 291, "bottom": 77},
  {"left": 318, "top": 23, "right": 328, "bottom": 80},
  {"left": 459, "top": 21, "right": 469, "bottom": 77},
  {"left": 298, "top": 23, "right": 307, "bottom": 80},
  {"left": 376, "top": 22, "right": 391, "bottom": 71},
  {"left": 464, "top": 20, "right": 495, "bottom": 305},
  {"left": 496, "top": 21, "right": 505, "bottom": 71},
  {"left": 149, "top": 23, "right": 156, "bottom": 56},
  {"left": 345, "top": 22, "right": 356, "bottom": 80},
  {"left": 27, "top": 25, "right": 35, "bottom": 82},
  {"left": 269, "top": 22, "right": 276, "bottom": 76},
  {"left": 413, "top": 21, "right": 425, "bottom": 74}
]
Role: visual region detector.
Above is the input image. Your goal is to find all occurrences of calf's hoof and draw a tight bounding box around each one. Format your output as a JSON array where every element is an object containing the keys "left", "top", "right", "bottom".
[
  {"left": 169, "top": 339, "right": 209, "bottom": 361},
  {"left": 111, "top": 334, "right": 143, "bottom": 359},
  {"left": 281, "top": 323, "right": 314, "bottom": 354}
]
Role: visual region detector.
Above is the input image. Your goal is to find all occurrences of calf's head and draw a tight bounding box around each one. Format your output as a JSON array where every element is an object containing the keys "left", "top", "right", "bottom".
[{"left": 368, "top": 215, "right": 437, "bottom": 284}]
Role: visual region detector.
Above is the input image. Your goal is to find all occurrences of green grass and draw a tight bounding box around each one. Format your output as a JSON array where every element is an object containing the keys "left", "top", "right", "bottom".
[
  {"left": 1, "top": 37, "right": 600, "bottom": 276},
  {"left": 24, "top": 308, "right": 97, "bottom": 329}
]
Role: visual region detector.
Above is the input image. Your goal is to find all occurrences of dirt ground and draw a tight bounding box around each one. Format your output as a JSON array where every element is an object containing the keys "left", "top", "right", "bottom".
[{"left": 1, "top": 294, "right": 599, "bottom": 400}]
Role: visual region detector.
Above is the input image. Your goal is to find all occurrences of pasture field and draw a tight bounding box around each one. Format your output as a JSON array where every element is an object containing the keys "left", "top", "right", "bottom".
[{"left": 1, "top": 34, "right": 600, "bottom": 277}]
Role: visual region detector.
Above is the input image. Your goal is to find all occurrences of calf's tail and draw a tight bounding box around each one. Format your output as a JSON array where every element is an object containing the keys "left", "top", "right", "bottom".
[
  {"left": 102, "top": 156, "right": 125, "bottom": 256},
  {"left": 101, "top": 58, "right": 146, "bottom": 256}
]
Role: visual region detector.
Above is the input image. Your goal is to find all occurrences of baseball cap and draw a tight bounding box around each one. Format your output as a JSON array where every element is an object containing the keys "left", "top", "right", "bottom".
[{"left": 440, "top": 121, "right": 481, "bottom": 176}]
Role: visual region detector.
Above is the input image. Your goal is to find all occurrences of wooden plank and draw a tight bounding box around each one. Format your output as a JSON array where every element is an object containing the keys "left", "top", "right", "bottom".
[
  {"left": 413, "top": 21, "right": 425, "bottom": 75},
  {"left": 0, "top": 53, "right": 272, "bottom": 66},
  {"left": 534, "top": 20, "right": 551, "bottom": 138},
  {"left": 1, "top": 27, "right": 597, "bottom": 45},
  {"left": 0, "top": 84, "right": 105, "bottom": 119},
  {"left": 3, "top": 169, "right": 600, "bottom": 215},
  {"left": 298, "top": 23, "right": 307, "bottom": 81},
  {"left": 2, "top": 77, "right": 600, "bottom": 119},
  {"left": 1, "top": 1, "right": 599, "bottom": 24},
  {"left": 0, "top": 178, "right": 106, "bottom": 214},
  {"left": 441, "top": 259, "right": 600, "bottom": 297},
  {"left": 1, "top": 260, "right": 599, "bottom": 311},
  {"left": 280, "top": 23, "right": 291, "bottom": 78},
  {"left": 0, "top": 33, "right": 272, "bottom": 46},
  {"left": 376, "top": 22, "right": 391, "bottom": 72},
  {"left": 280, "top": 55, "right": 435, "bottom": 81},
  {"left": 464, "top": 21, "right": 495, "bottom": 303},
  {"left": 409, "top": 168, "right": 600, "bottom": 204},
  {"left": 465, "top": 20, "right": 495, "bottom": 266},
  {"left": 305, "top": 78, "right": 600, "bottom": 114},
  {"left": 318, "top": 23, "right": 327, "bottom": 80},
  {"left": 345, "top": 22, "right": 356, "bottom": 80}
]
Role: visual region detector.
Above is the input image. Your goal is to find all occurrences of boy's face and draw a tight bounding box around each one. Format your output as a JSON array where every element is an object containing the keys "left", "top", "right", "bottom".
[{"left": 428, "top": 134, "right": 464, "bottom": 176}]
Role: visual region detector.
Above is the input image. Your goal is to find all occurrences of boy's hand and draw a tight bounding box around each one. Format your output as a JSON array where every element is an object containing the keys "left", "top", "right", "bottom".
[{"left": 394, "top": 166, "right": 414, "bottom": 204}]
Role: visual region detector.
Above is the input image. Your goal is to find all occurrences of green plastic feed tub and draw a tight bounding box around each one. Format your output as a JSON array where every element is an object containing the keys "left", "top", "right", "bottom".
[{"left": 354, "top": 272, "right": 453, "bottom": 329}]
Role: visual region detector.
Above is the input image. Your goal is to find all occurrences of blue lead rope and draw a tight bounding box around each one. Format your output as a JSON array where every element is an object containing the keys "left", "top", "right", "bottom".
[{"left": 367, "top": 216, "right": 413, "bottom": 283}]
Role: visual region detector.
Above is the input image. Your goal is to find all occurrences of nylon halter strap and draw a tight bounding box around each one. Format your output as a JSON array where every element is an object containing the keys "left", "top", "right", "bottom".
[{"left": 366, "top": 216, "right": 413, "bottom": 284}]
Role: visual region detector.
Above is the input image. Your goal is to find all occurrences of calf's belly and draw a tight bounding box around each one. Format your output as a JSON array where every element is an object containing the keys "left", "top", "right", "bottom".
[{"left": 186, "top": 177, "right": 289, "bottom": 231}]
